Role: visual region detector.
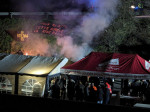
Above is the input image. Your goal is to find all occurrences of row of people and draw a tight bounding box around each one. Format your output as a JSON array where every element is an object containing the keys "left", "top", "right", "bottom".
[
  {"left": 122, "top": 79, "right": 150, "bottom": 103},
  {"left": 122, "top": 79, "right": 149, "bottom": 96},
  {"left": 49, "top": 77, "right": 112, "bottom": 104}
]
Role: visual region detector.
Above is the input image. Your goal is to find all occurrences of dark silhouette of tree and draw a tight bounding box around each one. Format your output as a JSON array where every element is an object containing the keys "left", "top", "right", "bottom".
[{"left": 93, "top": 0, "right": 150, "bottom": 60}]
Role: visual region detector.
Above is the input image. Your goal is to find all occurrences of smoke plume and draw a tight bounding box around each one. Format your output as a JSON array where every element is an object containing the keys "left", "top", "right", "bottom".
[
  {"left": 55, "top": 0, "right": 119, "bottom": 61},
  {"left": 57, "top": 36, "right": 92, "bottom": 61},
  {"left": 22, "top": 34, "right": 52, "bottom": 56},
  {"left": 11, "top": 0, "right": 119, "bottom": 61}
]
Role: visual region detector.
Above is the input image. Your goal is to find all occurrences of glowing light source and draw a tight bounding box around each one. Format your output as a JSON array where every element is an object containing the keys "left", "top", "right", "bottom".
[
  {"left": 130, "top": 5, "right": 135, "bottom": 9},
  {"left": 32, "top": 70, "right": 47, "bottom": 75},
  {"left": 25, "top": 52, "right": 28, "bottom": 56},
  {"left": 130, "top": 3, "right": 143, "bottom": 11},
  {"left": 17, "top": 31, "right": 28, "bottom": 41}
]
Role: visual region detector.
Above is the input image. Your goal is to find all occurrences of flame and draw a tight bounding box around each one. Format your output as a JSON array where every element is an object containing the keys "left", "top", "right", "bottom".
[{"left": 25, "top": 52, "right": 28, "bottom": 56}]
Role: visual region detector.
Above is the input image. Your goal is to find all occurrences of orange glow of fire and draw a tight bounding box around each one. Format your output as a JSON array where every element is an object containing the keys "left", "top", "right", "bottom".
[{"left": 25, "top": 52, "right": 28, "bottom": 56}]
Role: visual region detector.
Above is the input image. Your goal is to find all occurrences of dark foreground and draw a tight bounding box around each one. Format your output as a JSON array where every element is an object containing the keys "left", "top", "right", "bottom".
[{"left": 0, "top": 94, "right": 150, "bottom": 112}]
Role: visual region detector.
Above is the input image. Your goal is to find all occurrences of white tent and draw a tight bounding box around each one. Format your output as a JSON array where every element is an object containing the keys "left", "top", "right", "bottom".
[{"left": 0, "top": 53, "right": 69, "bottom": 97}]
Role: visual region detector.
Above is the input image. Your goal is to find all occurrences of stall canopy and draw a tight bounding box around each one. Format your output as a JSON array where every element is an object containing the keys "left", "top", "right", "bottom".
[
  {"left": 61, "top": 52, "right": 150, "bottom": 79},
  {"left": 0, "top": 53, "right": 68, "bottom": 77}
]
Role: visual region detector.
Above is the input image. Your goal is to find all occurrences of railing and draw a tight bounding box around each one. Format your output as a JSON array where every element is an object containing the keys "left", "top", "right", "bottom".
[{"left": 0, "top": 12, "right": 86, "bottom": 18}]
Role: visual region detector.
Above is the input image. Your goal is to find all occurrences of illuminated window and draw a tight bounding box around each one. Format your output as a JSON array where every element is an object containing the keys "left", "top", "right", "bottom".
[
  {"left": 0, "top": 76, "right": 12, "bottom": 94},
  {"left": 21, "top": 79, "right": 42, "bottom": 96}
]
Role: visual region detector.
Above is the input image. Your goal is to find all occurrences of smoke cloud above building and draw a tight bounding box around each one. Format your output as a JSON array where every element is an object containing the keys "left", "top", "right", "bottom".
[
  {"left": 11, "top": 0, "right": 119, "bottom": 61},
  {"left": 55, "top": 0, "right": 119, "bottom": 61}
]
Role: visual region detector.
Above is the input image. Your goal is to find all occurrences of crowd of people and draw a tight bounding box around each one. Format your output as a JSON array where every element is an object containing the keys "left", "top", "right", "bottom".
[
  {"left": 48, "top": 76, "right": 150, "bottom": 105},
  {"left": 122, "top": 79, "right": 150, "bottom": 103},
  {"left": 49, "top": 76, "right": 112, "bottom": 104}
]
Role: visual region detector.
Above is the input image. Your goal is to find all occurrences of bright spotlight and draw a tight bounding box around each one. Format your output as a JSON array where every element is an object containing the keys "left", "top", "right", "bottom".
[{"left": 130, "top": 5, "right": 135, "bottom": 9}]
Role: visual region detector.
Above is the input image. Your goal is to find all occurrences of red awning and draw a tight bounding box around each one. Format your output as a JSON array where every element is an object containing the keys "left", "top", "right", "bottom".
[{"left": 61, "top": 52, "right": 150, "bottom": 79}]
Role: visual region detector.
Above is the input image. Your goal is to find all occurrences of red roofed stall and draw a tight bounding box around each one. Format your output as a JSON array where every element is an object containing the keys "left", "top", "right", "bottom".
[{"left": 61, "top": 52, "right": 150, "bottom": 79}]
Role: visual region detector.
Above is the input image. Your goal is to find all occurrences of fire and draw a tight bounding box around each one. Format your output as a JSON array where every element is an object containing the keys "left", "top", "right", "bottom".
[{"left": 25, "top": 52, "right": 28, "bottom": 56}]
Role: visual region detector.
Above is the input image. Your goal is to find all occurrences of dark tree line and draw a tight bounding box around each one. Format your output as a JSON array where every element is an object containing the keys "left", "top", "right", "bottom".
[{"left": 93, "top": 0, "right": 150, "bottom": 60}]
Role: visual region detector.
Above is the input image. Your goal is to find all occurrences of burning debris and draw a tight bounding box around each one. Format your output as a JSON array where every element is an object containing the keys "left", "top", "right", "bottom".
[{"left": 33, "top": 22, "right": 67, "bottom": 36}]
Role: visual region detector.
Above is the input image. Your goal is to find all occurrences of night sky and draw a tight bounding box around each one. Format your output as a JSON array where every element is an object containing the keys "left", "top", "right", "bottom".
[{"left": 0, "top": 0, "right": 89, "bottom": 12}]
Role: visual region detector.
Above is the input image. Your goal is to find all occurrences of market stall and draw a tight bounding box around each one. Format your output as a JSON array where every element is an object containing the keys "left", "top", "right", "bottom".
[
  {"left": 0, "top": 53, "right": 69, "bottom": 97},
  {"left": 61, "top": 52, "right": 150, "bottom": 79}
]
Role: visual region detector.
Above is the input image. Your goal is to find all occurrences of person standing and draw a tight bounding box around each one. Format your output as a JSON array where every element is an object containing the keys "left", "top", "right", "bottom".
[
  {"left": 84, "top": 82, "right": 90, "bottom": 102},
  {"left": 67, "top": 78, "right": 75, "bottom": 100},
  {"left": 104, "top": 82, "right": 112, "bottom": 104},
  {"left": 140, "top": 80, "right": 148, "bottom": 96},
  {"left": 89, "top": 83, "right": 97, "bottom": 102},
  {"left": 75, "top": 80, "right": 85, "bottom": 101},
  {"left": 122, "top": 79, "right": 130, "bottom": 95},
  {"left": 131, "top": 80, "right": 141, "bottom": 96},
  {"left": 144, "top": 84, "right": 150, "bottom": 103},
  {"left": 97, "top": 85, "right": 104, "bottom": 104},
  {"left": 51, "top": 79, "right": 60, "bottom": 99},
  {"left": 59, "top": 77, "right": 66, "bottom": 100}
]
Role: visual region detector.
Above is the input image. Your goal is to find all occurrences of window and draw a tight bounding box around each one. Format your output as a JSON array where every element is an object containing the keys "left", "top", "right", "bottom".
[
  {"left": 0, "top": 76, "right": 12, "bottom": 94},
  {"left": 21, "top": 79, "right": 42, "bottom": 96}
]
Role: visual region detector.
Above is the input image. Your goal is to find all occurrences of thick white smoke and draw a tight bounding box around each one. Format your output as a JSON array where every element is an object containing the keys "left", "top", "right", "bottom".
[
  {"left": 56, "top": 0, "right": 119, "bottom": 61},
  {"left": 11, "top": 0, "right": 119, "bottom": 61},
  {"left": 57, "top": 36, "right": 92, "bottom": 61}
]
